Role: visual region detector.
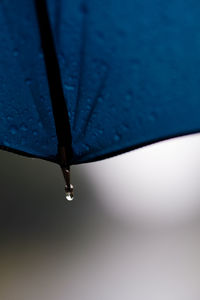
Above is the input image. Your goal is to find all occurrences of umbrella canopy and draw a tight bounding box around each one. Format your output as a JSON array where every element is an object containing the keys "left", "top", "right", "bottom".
[{"left": 1, "top": 0, "right": 200, "bottom": 191}]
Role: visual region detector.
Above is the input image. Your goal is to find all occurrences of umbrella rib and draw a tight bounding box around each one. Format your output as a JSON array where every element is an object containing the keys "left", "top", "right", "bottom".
[
  {"left": 80, "top": 68, "right": 109, "bottom": 137},
  {"left": 35, "top": 0, "right": 72, "bottom": 166}
]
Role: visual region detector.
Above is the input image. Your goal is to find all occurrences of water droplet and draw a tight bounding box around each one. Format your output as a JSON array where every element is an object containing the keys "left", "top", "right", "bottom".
[
  {"left": 122, "top": 123, "right": 129, "bottom": 131},
  {"left": 10, "top": 127, "right": 17, "bottom": 135},
  {"left": 83, "top": 144, "right": 90, "bottom": 152},
  {"left": 33, "top": 130, "right": 38, "bottom": 136},
  {"left": 97, "top": 129, "right": 103, "bottom": 135},
  {"left": 114, "top": 134, "right": 120, "bottom": 142},
  {"left": 51, "top": 135, "right": 57, "bottom": 142},
  {"left": 7, "top": 116, "right": 13, "bottom": 122},
  {"left": 86, "top": 98, "right": 92, "bottom": 110},
  {"left": 38, "top": 51, "right": 44, "bottom": 59},
  {"left": 4, "top": 140, "right": 10, "bottom": 147},
  {"left": 64, "top": 84, "right": 75, "bottom": 91},
  {"left": 97, "top": 97, "right": 103, "bottom": 103},
  {"left": 48, "top": 108, "right": 53, "bottom": 116},
  {"left": 25, "top": 78, "right": 32, "bottom": 85},
  {"left": 20, "top": 124, "right": 28, "bottom": 131},
  {"left": 66, "top": 192, "right": 73, "bottom": 201},
  {"left": 13, "top": 49, "right": 19, "bottom": 57},
  {"left": 148, "top": 111, "right": 157, "bottom": 122},
  {"left": 87, "top": 98, "right": 92, "bottom": 103},
  {"left": 126, "top": 90, "right": 133, "bottom": 101},
  {"left": 65, "top": 184, "right": 74, "bottom": 201}
]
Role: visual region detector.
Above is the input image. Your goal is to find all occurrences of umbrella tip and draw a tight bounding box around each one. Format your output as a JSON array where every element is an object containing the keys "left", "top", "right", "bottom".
[{"left": 58, "top": 146, "right": 74, "bottom": 201}]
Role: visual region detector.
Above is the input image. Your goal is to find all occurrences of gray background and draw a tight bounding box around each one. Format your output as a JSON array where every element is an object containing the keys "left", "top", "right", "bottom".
[{"left": 1, "top": 133, "right": 200, "bottom": 300}]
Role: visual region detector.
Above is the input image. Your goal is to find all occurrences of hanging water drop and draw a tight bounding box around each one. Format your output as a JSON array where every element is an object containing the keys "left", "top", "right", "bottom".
[
  {"left": 59, "top": 148, "right": 74, "bottom": 202},
  {"left": 65, "top": 184, "right": 74, "bottom": 201}
]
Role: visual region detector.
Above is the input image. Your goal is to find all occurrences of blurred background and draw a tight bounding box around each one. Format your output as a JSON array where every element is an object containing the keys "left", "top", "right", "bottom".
[{"left": 0, "top": 133, "right": 200, "bottom": 300}]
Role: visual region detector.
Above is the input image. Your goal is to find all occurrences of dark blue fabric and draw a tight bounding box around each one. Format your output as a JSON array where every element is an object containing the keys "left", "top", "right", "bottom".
[
  {"left": 0, "top": 0, "right": 57, "bottom": 159},
  {"left": 1, "top": 0, "right": 200, "bottom": 164}
]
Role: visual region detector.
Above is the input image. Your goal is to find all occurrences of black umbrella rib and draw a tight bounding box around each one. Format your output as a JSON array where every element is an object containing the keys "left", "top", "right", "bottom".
[{"left": 35, "top": 0, "right": 72, "bottom": 167}]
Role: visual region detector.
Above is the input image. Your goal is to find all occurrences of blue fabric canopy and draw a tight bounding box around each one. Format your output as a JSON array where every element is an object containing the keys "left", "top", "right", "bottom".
[{"left": 1, "top": 0, "right": 200, "bottom": 165}]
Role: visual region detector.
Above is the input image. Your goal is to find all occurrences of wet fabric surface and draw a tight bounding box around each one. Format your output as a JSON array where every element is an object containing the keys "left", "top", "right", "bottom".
[{"left": 1, "top": 0, "right": 200, "bottom": 164}]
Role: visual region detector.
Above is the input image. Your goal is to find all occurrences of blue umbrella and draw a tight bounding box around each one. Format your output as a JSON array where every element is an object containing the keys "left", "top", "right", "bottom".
[{"left": 1, "top": 0, "right": 200, "bottom": 200}]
